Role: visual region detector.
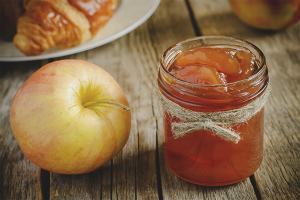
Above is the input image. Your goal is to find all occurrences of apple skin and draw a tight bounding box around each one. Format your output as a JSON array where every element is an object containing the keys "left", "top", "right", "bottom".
[
  {"left": 10, "top": 60, "right": 131, "bottom": 174},
  {"left": 228, "top": 0, "right": 300, "bottom": 30}
]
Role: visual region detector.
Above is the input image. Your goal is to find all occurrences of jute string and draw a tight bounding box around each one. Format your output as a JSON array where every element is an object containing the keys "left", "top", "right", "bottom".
[{"left": 156, "top": 85, "right": 271, "bottom": 144}]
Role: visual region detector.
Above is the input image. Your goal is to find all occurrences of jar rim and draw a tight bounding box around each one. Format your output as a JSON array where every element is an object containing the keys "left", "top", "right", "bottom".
[{"left": 159, "top": 36, "right": 267, "bottom": 88}]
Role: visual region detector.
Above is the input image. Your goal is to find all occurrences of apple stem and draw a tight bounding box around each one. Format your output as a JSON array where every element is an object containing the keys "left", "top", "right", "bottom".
[{"left": 83, "top": 100, "right": 130, "bottom": 111}]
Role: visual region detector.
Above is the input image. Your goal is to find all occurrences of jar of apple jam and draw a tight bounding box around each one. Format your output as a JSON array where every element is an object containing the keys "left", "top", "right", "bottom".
[{"left": 157, "top": 36, "right": 269, "bottom": 186}]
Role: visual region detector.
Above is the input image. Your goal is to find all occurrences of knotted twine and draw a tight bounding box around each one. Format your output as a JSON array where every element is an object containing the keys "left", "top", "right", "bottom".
[{"left": 156, "top": 85, "right": 271, "bottom": 144}]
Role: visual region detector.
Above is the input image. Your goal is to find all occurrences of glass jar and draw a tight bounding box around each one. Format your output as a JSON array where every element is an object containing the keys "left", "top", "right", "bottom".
[{"left": 157, "top": 36, "right": 269, "bottom": 186}]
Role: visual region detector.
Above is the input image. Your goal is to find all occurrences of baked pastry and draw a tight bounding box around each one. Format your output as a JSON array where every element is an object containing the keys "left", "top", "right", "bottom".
[{"left": 13, "top": 0, "right": 117, "bottom": 56}]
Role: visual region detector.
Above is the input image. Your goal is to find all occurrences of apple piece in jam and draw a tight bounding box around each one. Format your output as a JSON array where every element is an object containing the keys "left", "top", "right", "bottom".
[{"left": 170, "top": 47, "right": 258, "bottom": 85}]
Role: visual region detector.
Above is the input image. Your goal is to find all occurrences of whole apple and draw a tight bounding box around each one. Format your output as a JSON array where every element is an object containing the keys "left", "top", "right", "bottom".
[
  {"left": 228, "top": 0, "right": 300, "bottom": 30},
  {"left": 10, "top": 60, "right": 131, "bottom": 174}
]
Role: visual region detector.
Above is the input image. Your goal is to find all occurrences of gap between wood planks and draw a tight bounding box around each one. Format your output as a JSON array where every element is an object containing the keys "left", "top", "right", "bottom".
[
  {"left": 40, "top": 169, "right": 50, "bottom": 200},
  {"left": 185, "top": 0, "right": 202, "bottom": 36},
  {"left": 155, "top": 119, "right": 163, "bottom": 200},
  {"left": 250, "top": 175, "right": 262, "bottom": 200}
]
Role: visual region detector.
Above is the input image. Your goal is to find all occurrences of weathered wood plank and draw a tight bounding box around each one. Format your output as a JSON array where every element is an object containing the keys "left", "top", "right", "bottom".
[
  {"left": 189, "top": 0, "right": 300, "bottom": 199},
  {"left": 0, "top": 61, "right": 45, "bottom": 199},
  {"left": 253, "top": 45, "right": 300, "bottom": 199},
  {"left": 120, "top": 31, "right": 159, "bottom": 200}
]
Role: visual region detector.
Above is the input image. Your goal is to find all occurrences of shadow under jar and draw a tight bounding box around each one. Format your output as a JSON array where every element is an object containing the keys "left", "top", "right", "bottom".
[{"left": 157, "top": 36, "right": 269, "bottom": 186}]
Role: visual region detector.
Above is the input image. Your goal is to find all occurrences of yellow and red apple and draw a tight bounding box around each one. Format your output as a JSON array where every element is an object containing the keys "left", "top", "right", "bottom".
[
  {"left": 10, "top": 60, "right": 131, "bottom": 174},
  {"left": 228, "top": 0, "right": 300, "bottom": 30}
]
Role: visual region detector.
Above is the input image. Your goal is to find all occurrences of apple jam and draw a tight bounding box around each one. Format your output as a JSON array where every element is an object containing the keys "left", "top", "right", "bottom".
[{"left": 157, "top": 36, "right": 269, "bottom": 186}]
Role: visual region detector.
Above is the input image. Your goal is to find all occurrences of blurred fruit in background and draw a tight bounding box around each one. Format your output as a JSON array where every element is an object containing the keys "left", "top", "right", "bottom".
[{"left": 228, "top": 0, "right": 300, "bottom": 30}]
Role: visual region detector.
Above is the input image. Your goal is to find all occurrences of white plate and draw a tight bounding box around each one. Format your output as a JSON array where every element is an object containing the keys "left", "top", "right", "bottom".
[{"left": 0, "top": 0, "right": 160, "bottom": 62}]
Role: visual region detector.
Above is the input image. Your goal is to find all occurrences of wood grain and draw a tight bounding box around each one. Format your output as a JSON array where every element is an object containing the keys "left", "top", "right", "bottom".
[
  {"left": 189, "top": 0, "right": 300, "bottom": 199},
  {"left": 0, "top": 61, "right": 45, "bottom": 199}
]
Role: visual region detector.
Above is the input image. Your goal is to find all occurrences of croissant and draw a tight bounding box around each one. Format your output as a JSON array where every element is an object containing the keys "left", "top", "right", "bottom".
[{"left": 13, "top": 0, "right": 117, "bottom": 56}]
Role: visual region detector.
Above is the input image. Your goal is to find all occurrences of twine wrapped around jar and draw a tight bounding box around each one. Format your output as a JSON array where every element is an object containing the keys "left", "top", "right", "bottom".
[{"left": 156, "top": 85, "right": 271, "bottom": 144}]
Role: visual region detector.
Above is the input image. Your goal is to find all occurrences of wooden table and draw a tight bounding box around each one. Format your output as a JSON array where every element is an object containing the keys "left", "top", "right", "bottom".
[{"left": 1, "top": 0, "right": 300, "bottom": 199}]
